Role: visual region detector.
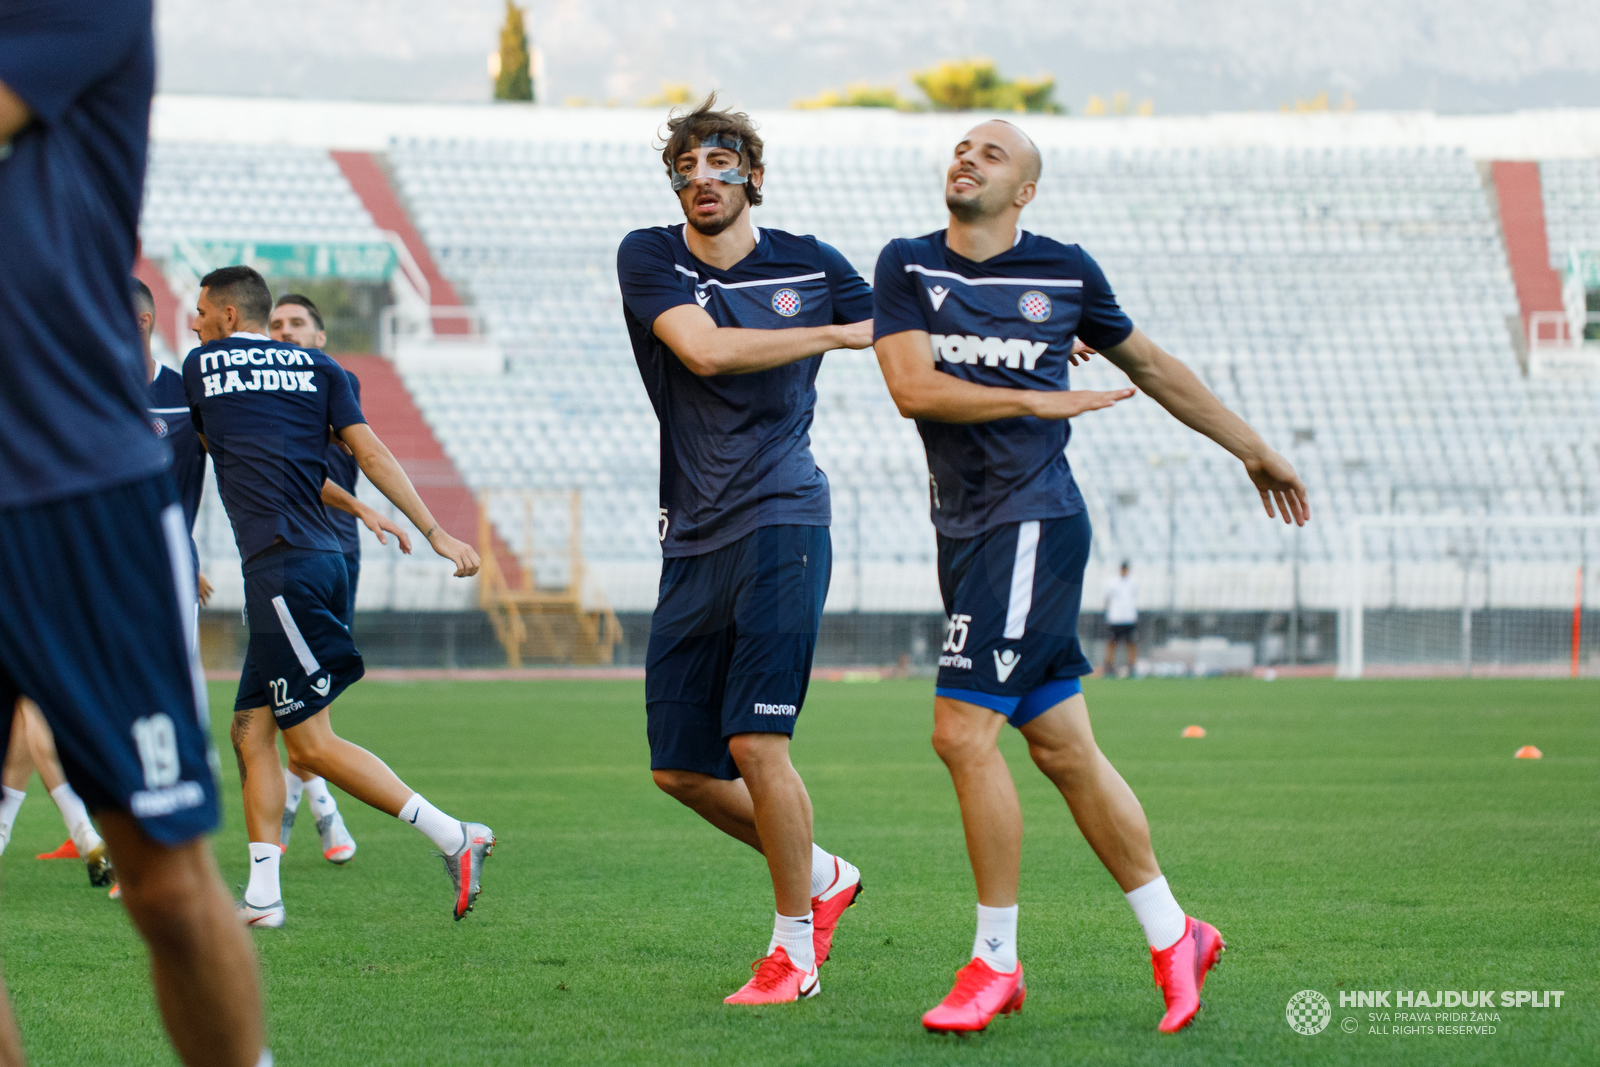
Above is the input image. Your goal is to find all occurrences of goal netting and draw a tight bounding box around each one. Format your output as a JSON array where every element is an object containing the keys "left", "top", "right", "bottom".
[{"left": 1338, "top": 516, "right": 1600, "bottom": 678}]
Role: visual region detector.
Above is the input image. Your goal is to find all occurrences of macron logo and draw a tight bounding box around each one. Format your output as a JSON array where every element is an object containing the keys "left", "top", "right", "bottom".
[
  {"left": 753, "top": 703, "right": 797, "bottom": 716},
  {"left": 927, "top": 285, "right": 950, "bottom": 312},
  {"left": 695, "top": 288, "right": 711, "bottom": 308},
  {"left": 311, "top": 677, "right": 332, "bottom": 697},
  {"left": 994, "top": 649, "right": 1021, "bottom": 682}
]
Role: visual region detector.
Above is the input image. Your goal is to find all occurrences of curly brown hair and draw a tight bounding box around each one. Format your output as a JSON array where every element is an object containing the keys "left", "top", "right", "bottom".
[{"left": 659, "top": 92, "right": 764, "bottom": 207}]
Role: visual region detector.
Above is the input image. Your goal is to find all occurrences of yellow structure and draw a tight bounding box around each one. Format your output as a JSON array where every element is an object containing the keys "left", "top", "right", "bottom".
[{"left": 477, "top": 489, "right": 621, "bottom": 667}]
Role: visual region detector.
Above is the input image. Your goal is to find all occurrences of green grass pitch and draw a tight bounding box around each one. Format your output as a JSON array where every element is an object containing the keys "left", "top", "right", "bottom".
[{"left": 1, "top": 677, "right": 1594, "bottom": 1065}]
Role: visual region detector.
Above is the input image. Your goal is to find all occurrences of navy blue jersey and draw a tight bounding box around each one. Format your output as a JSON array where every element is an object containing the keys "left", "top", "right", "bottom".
[
  {"left": 182, "top": 334, "right": 365, "bottom": 561},
  {"left": 0, "top": 0, "right": 169, "bottom": 508},
  {"left": 618, "top": 225, "right": 874, "bottom": 557},
  {"left": 147, "top": 364, "right": 206, "bottom": 535},
  {"left": 324, "top": 370, "right": 363, "bottom": 555},
  {"left": 873, "top": 231, "right": 1134, "bottom": 539}
]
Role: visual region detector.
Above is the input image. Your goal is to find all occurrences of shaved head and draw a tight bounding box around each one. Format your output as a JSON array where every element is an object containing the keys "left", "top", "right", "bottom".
[
  {"left": 970, "top": 119, "right": 1042, "bottom": 183},
  {"left": 945, "top": 119, "right": 1042, "bottom": 225}
]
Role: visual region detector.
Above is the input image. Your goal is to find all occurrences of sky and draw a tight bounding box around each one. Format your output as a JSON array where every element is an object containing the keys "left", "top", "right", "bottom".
[{"left": 156, "top": 0, "right": 1600, "bottom": 114}]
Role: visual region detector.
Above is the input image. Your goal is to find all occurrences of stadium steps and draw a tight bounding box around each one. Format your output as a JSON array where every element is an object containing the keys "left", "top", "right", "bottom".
[
  {"left": 330, "top": 150, "right": 468, "bottom": 333},
  {"left": 1491, "top": 161, "right": 1565, "bottom": 342},
  {"left": 335, "top": 355, "right": 522, "bottom": 592}
]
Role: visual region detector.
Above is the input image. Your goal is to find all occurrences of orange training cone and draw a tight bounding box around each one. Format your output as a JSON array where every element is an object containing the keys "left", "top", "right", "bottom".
[
  {"left": 1182, "top": 725, "right": 1207, "bottom": 738},
  {"left": 36, "top": 839, "right": 79, "bottom": 860},
  {"left": 1514, "top": 745, "right": 1542, "bottom": 759}
]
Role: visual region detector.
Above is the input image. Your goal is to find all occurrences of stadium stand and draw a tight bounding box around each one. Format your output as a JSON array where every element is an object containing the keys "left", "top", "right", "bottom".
[
  {"left": 141, "top": 105, "right": 1600, "bottom": 670},
  {"left": 1541, "top": 159, "right": 1600, "bottom": 268},
  {"left": 384, "top": 138, "right": 1596, "bottom": 613}
]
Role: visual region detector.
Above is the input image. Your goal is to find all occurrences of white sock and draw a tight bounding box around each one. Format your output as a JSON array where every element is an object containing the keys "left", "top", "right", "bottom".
[
  {"left": 255, "top": 1051, "right": 273, "bottom": 1067},
  {"left": 282, "top": 769, "right": 304, "bottom": 813},
  {"left": 1125, "top": 875, "right": 1188, "bottom": 950},
  {"left": 245, "top": 841, "right": 282, "bottom": 907},
  {"left": 809, "top": 843, "right": 837, "bottom": 897},
  {"left": 0, "top": 786, "right": 25, "bottom": 854},
  {"left": 768, "top": 911, "right": 817, "bottom": 972},
  {"left": 51, "top": 783, "right": 101, "bottom": 855},
  {"left": 397, "top": 793, "right": 465, "bottom": 853},
  {"left": 973, "top": 903, "right": 1019, "bottom": 973},
  {"left": 304, "top": 776, "right": 338, "bottom": 819}
]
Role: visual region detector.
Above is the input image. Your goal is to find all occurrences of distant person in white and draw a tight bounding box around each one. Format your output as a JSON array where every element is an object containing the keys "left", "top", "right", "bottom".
[{"left": 1104, "top": 561, "right": 1139, "bottom": 678}]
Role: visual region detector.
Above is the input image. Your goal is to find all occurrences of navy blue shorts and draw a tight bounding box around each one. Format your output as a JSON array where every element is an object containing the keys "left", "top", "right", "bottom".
[
  {"left": 934, "top": 511, "right": 1093, "bottom": 728},
  {"left": 236, "top": 547, "right": 364, "bottom": 729},
  {"left": 0, "top": 473, "right": 220, "bottom": 845},
  {"left": 341, "top": 550, "right": 361, "bottom": 630},
  {"left": 646, "top": 525, "right": 830, "bottom": 780},
  {"left": 1109, "top": 623, "right": 1137, "bottom": 642}
]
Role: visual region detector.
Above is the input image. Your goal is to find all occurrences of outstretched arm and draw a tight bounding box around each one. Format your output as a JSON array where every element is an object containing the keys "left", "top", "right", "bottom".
[
  {"left": 875, "top": 330, "right": 1134, "bottom": 424},
  {"left": 320, "top": 479, "right": 413, "bottom": 554},
  {"left": 335, "top": 423, "right": 479, "bottom": 576},
  {"left": 1099, "top": 328, "right": 1310, "bottom": 525},
  {"left": 653, "top": 304, "right": 873, "bottom": 377}
]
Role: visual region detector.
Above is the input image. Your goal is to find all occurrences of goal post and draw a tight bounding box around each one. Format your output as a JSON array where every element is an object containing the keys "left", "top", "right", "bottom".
[{"left": 1338, "top": 515, "right": 1600, "bottom": 679}]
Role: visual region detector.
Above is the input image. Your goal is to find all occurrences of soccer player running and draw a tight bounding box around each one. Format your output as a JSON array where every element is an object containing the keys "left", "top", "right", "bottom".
[
  {"left": 617, "top": 96, "right": 871, "bottom": 1004},
  {"left": 267, "top": 294, "right": 373, "bottom": 865},
  {"left": 184, "top": 265, "right": 493, "bottom": 927},
  {"left": 873, "top": 120, "right": 1310, "bottom": 1035},
  {"left": 0, "top": 2, "right": 269, "bottom": 1063}
]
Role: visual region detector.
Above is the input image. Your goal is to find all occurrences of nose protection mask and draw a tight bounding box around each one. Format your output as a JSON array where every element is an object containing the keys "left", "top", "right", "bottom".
[{"left": 670, "top": 134, "right": 749, "bottom": 192}]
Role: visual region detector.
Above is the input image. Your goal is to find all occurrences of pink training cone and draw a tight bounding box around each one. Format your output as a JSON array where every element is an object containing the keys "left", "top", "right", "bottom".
[
  {"left": 1182, "top": 725, "right": 1207, "bottom": 738},
  {"left": 1514, "top": 745, "right": 1542, "bottom": 759}
]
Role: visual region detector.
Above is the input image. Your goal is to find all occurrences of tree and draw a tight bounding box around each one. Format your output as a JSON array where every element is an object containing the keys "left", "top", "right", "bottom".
[
  {"left": 911, "top": 57, "right": 1063, "bottom": 113},
  {"left": 494, "top": 1, "right": 533, "bottom": 103},
  {"left": 793, "top": 83, "right": 911, "bottom": 110},
  {"left": 640, "top": 83, "right": 694, "bottom": 107}
]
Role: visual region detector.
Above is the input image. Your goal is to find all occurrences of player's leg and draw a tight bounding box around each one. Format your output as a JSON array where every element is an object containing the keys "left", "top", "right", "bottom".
[
  {"left": 1104, "top": 636, "right": 1118, "bottom": 676},
  {"left": 281, "top": 708, "right": 492, "bottom": 919},
  {"left": 932, "top": 696, "right": 1023, "bottom": 908},
  {"left": 282, "top": 750, "right": 355, "bottom": 864},
  {"left": 924, "top": 520, "right": 1070, "bottom": 1033},
  {"left": 0, "top": 710, "right": 32, "bottom": 856},
  {"left": 727, "top": 732, "right": 813, "bottom": 915},
  {"left": 649, "top": 769, "right": 763, "bottom": 848},
  {"left": 98, "top": 810, "right": 265, "bottom": 1067},
  {"left": 228, "top": 702, "right": 290, "bottom": 925},
  {"left": 720, "top": 525, "right": 861, "bottom": 1002},
  {"left": 0, "top": 959, "right": 21, "bottom": 1067},
  {"left": 1127, "top": 634, "right": 1138, "bottom": 673},
  {"left": 1018, "top": 694, "right": 1160, "bottom": 891},
  {"left": 19, "top": 698, "right": 112, "bottom": 883},
  {"left": 1020, "top": 694, "right": 1223, "bottom": 1031}
]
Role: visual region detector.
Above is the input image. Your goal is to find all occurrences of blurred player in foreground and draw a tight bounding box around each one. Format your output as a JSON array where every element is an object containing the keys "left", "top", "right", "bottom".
[
  {"left": 874, "top": 120, "right": 1309, "bottom": 1035},
  {"left": 617, "top": 96, "right": 871, "bottom": 1004},
  {"left": 267, "top": 294, "right": 369, "bottom": 865},
  {"left": 0, "top": 278, "right": 213, "bottom": 894},
  {"left": 0, "top": 3, "right": 268, "bottom": 1063},
  {"left": 185, "top": 266, "right": 492, "bottom": 927}
]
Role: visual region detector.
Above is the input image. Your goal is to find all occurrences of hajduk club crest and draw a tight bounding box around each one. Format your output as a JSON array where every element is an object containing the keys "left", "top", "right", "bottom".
[
  {"left": 1018, "top": 290, "right": 1051, "bottom": 323},
  {"left": 772, "top": 288, "right": 801, "bottom": 317}
]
